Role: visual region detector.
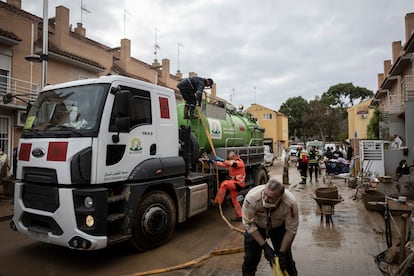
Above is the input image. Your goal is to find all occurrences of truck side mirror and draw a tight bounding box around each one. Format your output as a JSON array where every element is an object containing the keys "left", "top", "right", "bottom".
[
  {"left": 115, "top": 90, "right": 130, "bottom": 117},
  {"left": 115, "top": 117, "right": 130, "bottom": 133},
  {"left": 113, "top": 90, "right": 131, "bottom": 134}
]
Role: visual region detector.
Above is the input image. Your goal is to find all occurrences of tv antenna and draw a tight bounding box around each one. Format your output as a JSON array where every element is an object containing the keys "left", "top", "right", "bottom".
[
  {"left": 123, "top": 9, "right": 131, "bottom": 38},
  {"left": 80, "top": 0, "right": 91, "bottom": 24},
  {"left": 154, "top": 28, "right": 160, "bottom": 61},
  {"left": 177, "top": 42, "right": 183, "bottom": 72}
]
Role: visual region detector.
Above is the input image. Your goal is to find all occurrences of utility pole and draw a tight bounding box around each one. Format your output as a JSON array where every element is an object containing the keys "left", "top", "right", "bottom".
[{"left": 41, "top": 0, "right": 48, "bottom": 88}]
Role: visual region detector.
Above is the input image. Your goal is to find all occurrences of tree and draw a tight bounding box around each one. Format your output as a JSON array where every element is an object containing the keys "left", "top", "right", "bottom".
[
  {"left": 367, "top": 109, "right": 380, "bottom": 139},
  {"left": 302, "top": 97, "right": 342, "bottom": 141},
  {"left": 279, "top": 96, "right": 309, "bottom": 140},
  {"left": 321, "top": 83, "right": 374, "bottom": 108}
]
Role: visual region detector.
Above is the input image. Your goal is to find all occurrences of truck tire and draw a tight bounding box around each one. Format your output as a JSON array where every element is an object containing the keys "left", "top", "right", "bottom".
[
  {"left": 255, "top": 168, "right": 268, "bottom": 186},
  {"left": 131, "top": 191, "right": 176, "bottom": 251}
]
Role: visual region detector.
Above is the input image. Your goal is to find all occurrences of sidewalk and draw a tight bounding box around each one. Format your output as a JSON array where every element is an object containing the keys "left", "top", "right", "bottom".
[
  {"left": 0, "top": 195, "right": 13, "bottom": 222},
  {"left": 187, "top": 159, "right": 387, "bottom": 275}
]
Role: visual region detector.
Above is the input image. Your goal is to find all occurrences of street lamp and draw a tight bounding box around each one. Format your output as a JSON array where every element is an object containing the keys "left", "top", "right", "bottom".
[{"left": 25, "top": 0, "right": 48, "bottom": 89}]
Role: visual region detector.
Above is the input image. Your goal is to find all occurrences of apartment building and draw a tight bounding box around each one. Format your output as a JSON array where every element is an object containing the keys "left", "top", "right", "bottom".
[
  {"left": 370, "top": 12, "right": 414, "bottom": 174},
  {"left": 1, "top": 0, "right": 217, "bottom": 171},
  {"left": 245, "top": 103, "right": 289, "bottom": 157}
]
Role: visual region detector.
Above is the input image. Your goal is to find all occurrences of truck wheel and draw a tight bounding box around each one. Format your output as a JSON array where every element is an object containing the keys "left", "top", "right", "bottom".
[
  {"left": 255, "top": 168, "right": 268, "bottom": 186},
  {"left": 131, "top": 191, "right": 176, "bottom": 251}
]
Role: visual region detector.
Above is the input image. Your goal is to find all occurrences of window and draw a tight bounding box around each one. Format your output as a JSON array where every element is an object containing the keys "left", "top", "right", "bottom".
[
  {"left": 109, "top": 86, "right": 152, "bottom": 132},
  {"left": 262, "top": 113, "right": 272, "bottom": 120},
  {"left": 0, "top": 69, "right": 9, "bottom": 94},
  {"left": 0, "top": 116, "right": 10, "bottom": 164}
]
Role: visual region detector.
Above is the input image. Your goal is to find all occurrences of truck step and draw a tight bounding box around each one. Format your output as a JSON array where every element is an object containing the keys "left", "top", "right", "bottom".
[
  {"left": 107, "top": 194, "right": 126, "bottom": 203},
  {"left": 107, "top": 233, "right": 131, "bottom": 245},
  {"left": 107, "top": 213, "right": 125, "bottom": 222}
]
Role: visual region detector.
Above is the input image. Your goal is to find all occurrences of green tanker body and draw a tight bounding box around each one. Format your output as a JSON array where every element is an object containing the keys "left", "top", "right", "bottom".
[{"left": 177, "top": 102, "right": 264, "bottom": 154}]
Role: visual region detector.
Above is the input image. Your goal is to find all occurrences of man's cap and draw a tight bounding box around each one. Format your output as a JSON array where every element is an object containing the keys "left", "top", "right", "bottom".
[{"left": 206, "top": 78, "right": 214, "bottom": 86}]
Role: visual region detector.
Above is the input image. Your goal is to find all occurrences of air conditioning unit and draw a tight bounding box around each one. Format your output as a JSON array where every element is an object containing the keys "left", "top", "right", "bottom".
[{"left": 16, "top": 110, "right": 27, "bottom": 127}]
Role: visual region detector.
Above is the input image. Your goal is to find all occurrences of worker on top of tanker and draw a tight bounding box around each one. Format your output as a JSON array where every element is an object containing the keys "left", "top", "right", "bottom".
[
  {"left": 211, "top": 150, "right": 245, "bottom": 221},
  {"left": 241, "top": 178, "right": 299, "bottom": 276},
  {"left": 176, "top": 77, "right": 214, "bottom": 119}
]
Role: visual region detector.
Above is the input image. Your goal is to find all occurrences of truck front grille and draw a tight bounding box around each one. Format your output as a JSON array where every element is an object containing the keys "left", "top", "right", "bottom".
[
  {"left": 23, "top": 167, "right": 58, "bottom": 184},
  {"left": 22, "top": 184, "right": 59, "bottom": 212}
]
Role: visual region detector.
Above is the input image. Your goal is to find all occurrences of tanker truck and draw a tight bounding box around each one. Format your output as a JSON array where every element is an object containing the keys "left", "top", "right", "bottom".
[{"left": 8, "top": 75, "right": 268, "bottom": 251}]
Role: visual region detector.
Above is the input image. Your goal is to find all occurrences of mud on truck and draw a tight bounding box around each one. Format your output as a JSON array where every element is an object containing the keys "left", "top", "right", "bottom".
[{"left": 7, "top": 75, "right": 268, "bottom": 251}]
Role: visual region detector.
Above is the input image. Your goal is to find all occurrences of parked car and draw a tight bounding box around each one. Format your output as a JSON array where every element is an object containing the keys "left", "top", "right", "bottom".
[
  {"left": 263, "top": 145, "right": 275, "bottom": 166},
  {"left": 289, "top": 145, "right": 301, "bottom": 156}
]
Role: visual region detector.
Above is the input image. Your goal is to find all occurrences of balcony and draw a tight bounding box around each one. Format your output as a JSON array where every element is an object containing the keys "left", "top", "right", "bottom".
[
  {"left": 403, "top": 75, "right": 414, "bottom": 101},
  {"left": 0, "top": 75, "right": 39, "bottom": 108}
]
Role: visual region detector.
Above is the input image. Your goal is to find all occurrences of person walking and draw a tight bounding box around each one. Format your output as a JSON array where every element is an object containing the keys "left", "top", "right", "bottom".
[
  {"left": 241, "top": 178, "right": 299, "bottom": 276},
  {"left": 298, "top": 147, "right": 309, "bottom": 184},
  {"left": 176, "top": 77, "right": 214, "bottom": 119},
  {"left": 308, "top": 145, "right": 320, "bottom": 182},
  {"left": 212, "top": 151, "right": 245, "bottom": 221}
]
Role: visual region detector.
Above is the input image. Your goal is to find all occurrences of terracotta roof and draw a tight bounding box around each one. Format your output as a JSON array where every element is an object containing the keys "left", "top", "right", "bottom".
[
  {"left": 0, "top": 28, "right": 21, "bottom": 41},
  {"left": 48, "top": 43, "right": 106, "bottom": 70},
  {"left": 0, "top": 1, "right": 42, "bottom": 23}
]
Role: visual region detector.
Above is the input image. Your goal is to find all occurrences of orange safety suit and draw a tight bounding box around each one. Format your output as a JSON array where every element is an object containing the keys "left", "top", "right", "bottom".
[{"left": 214, "top": 155, "right": 246, "bottom": 218}]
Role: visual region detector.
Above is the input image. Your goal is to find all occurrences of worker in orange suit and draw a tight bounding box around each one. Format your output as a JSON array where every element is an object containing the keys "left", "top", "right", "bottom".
[{"left": 212, "top": 151, "right": 246, "bottom": 221}]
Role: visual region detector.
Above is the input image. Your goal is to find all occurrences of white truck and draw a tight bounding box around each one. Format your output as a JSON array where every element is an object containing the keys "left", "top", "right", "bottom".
[{"left": 8, "top": 75, "right": 268, "bottom": 250}]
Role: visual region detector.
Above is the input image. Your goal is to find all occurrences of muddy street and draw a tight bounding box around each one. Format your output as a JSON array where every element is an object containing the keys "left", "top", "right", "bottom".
[{"left": 0, "top": 158, "right": 388, "bottom": 275}]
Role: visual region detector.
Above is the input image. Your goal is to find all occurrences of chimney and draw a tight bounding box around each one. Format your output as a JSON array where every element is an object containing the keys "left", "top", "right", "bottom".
[
  {"left": 392, "top": 41, "right": 402, "bottom": 63},
  {"left": 152, "top": 59, "right": 161, "bottom": 69},
  {"left": 188, "top": 72, "right": 198, "bottom": 78},
  {"left": 55, "top": 6, "right": 70, "bottom": 47},
  {"left": 6, "top": 0, "right": 21, "bottom": 9},
  {"left": 175, "top": 70, "right": 183, "bottom": 80},
  {"left": 383, "top": 60, "right": 391, "bottom": 76},
  {"left": 377, "top": 73, "right": 384, "bottom": 89},
  {"left": 161, "top": 59, "right": 170, "bottom": 83},
  {"left": 120, "top": 38, "right": 131, "bottom": 69},
  {"left": 405, "top": 13, "right": 414, "bottom": 42},
  {"left": 211, "top": 83, "right": 217, "bottom": 98},
  {"left": 74, "top": 23, "right": 86, "bottom": 37}
]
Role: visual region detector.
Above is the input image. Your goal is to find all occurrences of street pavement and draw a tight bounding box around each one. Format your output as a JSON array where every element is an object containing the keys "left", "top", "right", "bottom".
[{"left": 0, "top": 159, "right": 388, "bottom": 275}]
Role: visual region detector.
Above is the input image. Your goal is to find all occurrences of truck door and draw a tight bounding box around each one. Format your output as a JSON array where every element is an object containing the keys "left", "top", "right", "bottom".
[{"left": 96, "top": 85, "right": 155, "bottom": 183}]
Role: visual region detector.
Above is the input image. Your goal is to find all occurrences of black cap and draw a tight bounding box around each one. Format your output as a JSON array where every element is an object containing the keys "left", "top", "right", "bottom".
[{"left": 206, "top": 78, "right": 214, "bottom": 86}]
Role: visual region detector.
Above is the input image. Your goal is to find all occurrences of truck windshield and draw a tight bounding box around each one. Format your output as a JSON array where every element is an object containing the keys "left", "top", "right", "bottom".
[{"left": 23, "top": 84, "right": 110, "bottom": 137}]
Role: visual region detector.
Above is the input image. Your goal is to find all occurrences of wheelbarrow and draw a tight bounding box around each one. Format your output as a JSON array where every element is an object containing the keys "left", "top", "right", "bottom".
[{"left": 313, "top": 187, "right": 343, "bottom": 223}]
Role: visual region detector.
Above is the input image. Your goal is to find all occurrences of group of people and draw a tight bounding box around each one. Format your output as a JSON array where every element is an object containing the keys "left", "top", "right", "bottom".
[
  {"left": 210, "top": 151, "right": 299, "bottom": 275},
  {"left": 178, "top": 77, "right": 297, "bottom": 275},
  {"left": 296, "top": 143, "right": 353, "bottom": 184}
]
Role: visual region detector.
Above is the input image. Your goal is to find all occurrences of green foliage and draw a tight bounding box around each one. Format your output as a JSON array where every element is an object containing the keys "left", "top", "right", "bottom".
[
  {"left": 279, "top": 83, "right": 373, "bottom": 141},
  {"left": 321, "top": 83, "right": 373, "bottom": 108},
  {"left": 279, "top": 96, "right": 309, "bottom": 139},
  {"left": 367, "top": 109, "right": 380, "bottom": 139}
]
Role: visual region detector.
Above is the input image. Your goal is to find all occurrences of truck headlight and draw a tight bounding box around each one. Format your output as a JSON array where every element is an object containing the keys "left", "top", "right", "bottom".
[
  {"left": 86, "top": 215, "right": 95, "bottom": 227},
  {"left": 84, "top": 196, "right": 94, "bottom": 208}
]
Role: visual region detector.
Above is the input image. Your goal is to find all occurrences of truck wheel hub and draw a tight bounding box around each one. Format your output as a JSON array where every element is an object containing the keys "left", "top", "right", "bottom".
[{"left": 142, "top": 205, "right": 167, "bottom": 234}]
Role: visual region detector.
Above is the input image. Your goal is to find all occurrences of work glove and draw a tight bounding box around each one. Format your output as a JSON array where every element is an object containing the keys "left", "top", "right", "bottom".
[
  {"left": 277, "top": 251, "right": 287, "bottom": 271},
  {"left": 215, "top": 156, "right": 224, "bottom": 162},
  {"left": 262, "top": 243, "right": 276, "bottom": 265}
]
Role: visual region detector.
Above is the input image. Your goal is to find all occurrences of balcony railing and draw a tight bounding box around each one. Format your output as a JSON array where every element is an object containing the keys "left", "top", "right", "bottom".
[
  {"left": 0, "top": 75, "right": 39, "bottom": 105},
  {"left": 403, "top": 75, "right": 414, "bottom": 101}
]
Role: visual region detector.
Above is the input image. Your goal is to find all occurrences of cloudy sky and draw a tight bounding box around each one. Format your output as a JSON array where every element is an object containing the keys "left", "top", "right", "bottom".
[{"left": 22, "top": 0, "right": 413, "bottom": 110}]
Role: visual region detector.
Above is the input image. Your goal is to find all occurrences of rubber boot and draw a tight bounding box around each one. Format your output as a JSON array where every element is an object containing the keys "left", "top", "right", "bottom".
[
  {"left": 183, "top": 104, "right": 189, "bottom": 119},
  {"left": 189, "top": 105, "right": 197, "bottom": 119}
]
